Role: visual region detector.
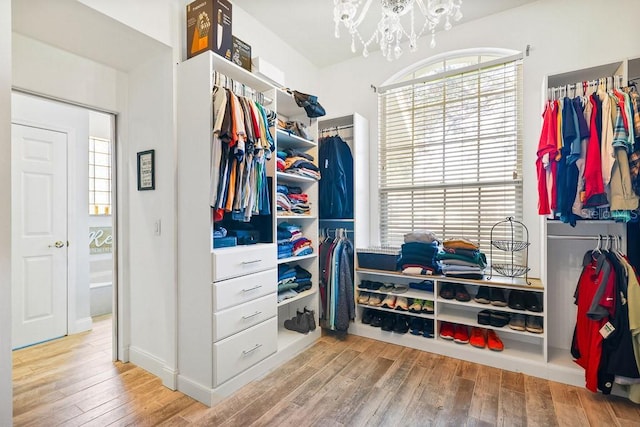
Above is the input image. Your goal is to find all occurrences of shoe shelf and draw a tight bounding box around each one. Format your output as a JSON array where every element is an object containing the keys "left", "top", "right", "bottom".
[
  {"left": 355, "top": 268, "right": 544, "bottom": 291},
  {"left": 276, "top": 129, "right": 317, "bottom": 149},
  {"left": 277, "top": 253, "right": 317, "bottom": 264},
  {"left": 436, "top": 334, "right": 545, "bottom": 362},
  {"left": 356, "top": 287, "right": 435, "bottom": 301},
  {"left": 278, "top": 288, "right": 317, "bottom": 307},
  {"left": 357, "top": 304, "right": 435, "bottom": 319},
  {"left": 436, "top": 296, "right": 545, "bottom": 316},
  {"left": 277, "top": 325, "right": 322, "bottom": 352},
  {"left": 276, "top": 171, "right": 319, "bottom": 184},
  {"left": 437, "top": 308, "right": 544, "bottom": 338}
]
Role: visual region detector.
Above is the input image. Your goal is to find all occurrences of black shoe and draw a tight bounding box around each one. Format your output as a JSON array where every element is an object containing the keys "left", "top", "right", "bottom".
[
  {"left": 474, "top": 286, "right": 491, "bottom": 304},
  {"left": 381, "top": 314, "right": 395, "bottom": 331},
  {"left": 409, "top": 317, "right": 424, "bottom": 335},
  {"left": 284, "top": 312, "right": 309, "bottom": 334},
  {"left": 508, "top": 290, "right": 526, "bottom": 310},
  {"left": 477, "top": 309, "right": 492, "bottom": 325},
  {"left": 362, "top": 308, "right": 374, "bottom": 324},
  {"left": 371, "top": 312, "right": 384, "bottom": 328},
  {"left": 304, "top": 308, "right": 316, "bottom": 331},
  {"left": 524, "top": 292, "right": 542, "bottom": 312},
  {"left": 393, "top": 315, "right": 409, "bottom": 334},
  {"left": 358, "top": 280, "right": 370, "bottom": 289},
  {"left": 423, "top": 319, "right": 435, "bottom": 338},
  {"left": 440, "top": 283, "right": 455, "bottom": 299},
  {"left": 490, "top": 288, "right": 507, "bottom": 307},
  {"left": 489, "top": 311, "right": 510, "bottom": 328},
  {"left": 454, "top": 285, "right": 471, "bottom": 302}
]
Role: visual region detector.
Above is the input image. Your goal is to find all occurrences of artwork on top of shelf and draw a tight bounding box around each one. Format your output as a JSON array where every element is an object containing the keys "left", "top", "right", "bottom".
[
  {"left": 232, "top": 36, "right": 251, "bottom": 71},
  {"left": 186, "top": 0, "right": 232, "bottom": 60}
]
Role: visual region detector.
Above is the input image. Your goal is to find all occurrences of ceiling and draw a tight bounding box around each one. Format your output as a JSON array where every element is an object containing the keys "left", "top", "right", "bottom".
[{"left": 233, "top": 0, "right": 538, "bottom": 68}]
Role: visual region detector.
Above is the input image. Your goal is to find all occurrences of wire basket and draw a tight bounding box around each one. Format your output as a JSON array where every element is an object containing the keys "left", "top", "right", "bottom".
[
  {"left": 491, "top": 240, "right": 531, "bottom": 252},
  {"left": 491, "top": 263, "right": 531, "bottom": 278}
]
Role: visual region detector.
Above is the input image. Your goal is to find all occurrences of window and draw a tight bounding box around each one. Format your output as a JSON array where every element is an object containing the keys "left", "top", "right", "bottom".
[
  {"left": 378, "top": 52, "right": 523, "bottom": 265},
  {"left": 89, "top": 136, "right": 112, "bottom": 215}
]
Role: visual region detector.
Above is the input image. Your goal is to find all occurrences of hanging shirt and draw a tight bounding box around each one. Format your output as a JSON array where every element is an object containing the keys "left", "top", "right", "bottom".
[
  {"left": 536, "top": 101, "right": 558, "bottom": 214},
  {"left": 584, "top": 95, "right": 608, "bottom": 207}
]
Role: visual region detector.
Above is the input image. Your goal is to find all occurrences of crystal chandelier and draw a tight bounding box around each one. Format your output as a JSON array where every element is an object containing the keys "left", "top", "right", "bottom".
[{"left": 333, "top": 0, "right": 463, "bottom": 61}]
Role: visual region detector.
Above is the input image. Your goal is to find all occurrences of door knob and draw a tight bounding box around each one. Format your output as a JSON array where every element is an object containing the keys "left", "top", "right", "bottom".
[{"left": 49, "top": 241, "right": 65, "bottom": 248}]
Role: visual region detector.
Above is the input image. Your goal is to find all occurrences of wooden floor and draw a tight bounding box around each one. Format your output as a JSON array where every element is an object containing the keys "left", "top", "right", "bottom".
[{"left": 12, "top": 316, "right": 640, "bottom": 426}]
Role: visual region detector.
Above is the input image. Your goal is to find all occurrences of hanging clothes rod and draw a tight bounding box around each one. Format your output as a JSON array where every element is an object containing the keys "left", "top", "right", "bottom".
[
  {"left": 321, "top": 124, "right": 353, "bottom": 131},
  {"left": 547, "top": 234, "right": 621, "bottom": 240}
]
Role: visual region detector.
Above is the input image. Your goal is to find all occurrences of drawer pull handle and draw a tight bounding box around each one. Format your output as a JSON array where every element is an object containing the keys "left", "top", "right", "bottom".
[
  {"left": 242, "top": 344, "right": 262, "bottom": 355},
  {"left": 241, "top": 259, "right": 262, "bottom": 265},
  {"left": 241, "top": 285, "right": 262, "bottom": 292},
  {"left": 242, "top": 311, "right": 262, "bottom": 320}
]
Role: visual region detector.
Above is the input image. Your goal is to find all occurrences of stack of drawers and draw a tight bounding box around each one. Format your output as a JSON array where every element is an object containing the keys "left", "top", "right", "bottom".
[{"left": 212, "top": 245, "right": 277, "bottom": 386}]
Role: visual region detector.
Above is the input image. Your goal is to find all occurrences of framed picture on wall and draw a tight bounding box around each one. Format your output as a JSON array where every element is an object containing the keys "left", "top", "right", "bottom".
[{"left": 137, "top": 149, "right": 155, "bottom": 191}]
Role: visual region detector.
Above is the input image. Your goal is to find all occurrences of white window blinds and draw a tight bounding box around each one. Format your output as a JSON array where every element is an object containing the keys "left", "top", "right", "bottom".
[{"left": 378, "top": 56, "right": 523, "bottom": 264}]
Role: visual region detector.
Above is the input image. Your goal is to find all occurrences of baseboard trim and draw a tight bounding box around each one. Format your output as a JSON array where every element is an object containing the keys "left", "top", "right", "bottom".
[{"left": 129, "top": 346, "right": 167, "bottom": 383}]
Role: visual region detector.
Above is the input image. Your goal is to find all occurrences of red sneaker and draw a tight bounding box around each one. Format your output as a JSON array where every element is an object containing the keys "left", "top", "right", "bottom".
[
  {"left": 487, "top": 330, "right": 504, "bottom": 351},
  {"left": 439, "top": 322, "right": 455, "bottom": 340},
  {"left": 453, "top": 324, "right": 469, "bottom": 344},
  {"left": 469, "top": 327, "right": 486, "bottom": 348}
]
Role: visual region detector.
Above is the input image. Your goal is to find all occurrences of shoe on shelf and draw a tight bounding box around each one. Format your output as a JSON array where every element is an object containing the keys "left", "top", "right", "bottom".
[
  {"left": 369, "top": 281, "right": 383, "bottom": 291},
  {"left": 469, "top": 327, "right": 486, "bottom": 348},
  {"left": 490, "top": 288, "right": 507, "bottom": 307},
  {"left": 371, "top": 312, "right": 384, "bottom": 328},
  {"left": 439, "top": 321, "right": 455, "bottom": 340},
  {"left": 508, "top": 290, "right": 526, "bottom": 310},
  {"left": 454, "top": 285, "right": 471, "bottom": 302},
  {"left": 395, "top": 296, "right": 409, "bottom": 311},
  {"left": 422, "top": 300, "right": 435, "bottom": 314},
  {"left": 381, "top": 294, "right": 397, "bottom": 309},
  {"left": 408, "top": 299, "right": 423, "bottom": 313},
  {"left": 489, "top": 311, "right": 510, "bottom": 328},
  {"left": 477, "top": 309, "right": 492, "bottom": 325},
  {"left": 381, "top": 313, "right": 395, "bottom": 331},
  {"left": 358, "top": 280, "right": 371, "bottom": 290},
  {"left": 304, "top": 308, "right": 316, "bottom": 331},
  {"left": 474, "top": 286, "right": 491, "bottom": 304},
  {"left": 368, "top": 293, "right": 384, "bottom": 307},
  {"left": 525, "top": 315, "right": 544, "bottom": 333},
  {"left": 409, "top": 317, "right": 424, "bottom": 335},
  {"left": 524, "top": 292, "right": 543, "bottom": 312},
  {"left": 361, "top": 309, "right": 374, "bottom": 324},
  {"left": 357, "top": 292, "right": 371, "bottom": 304},
  {"left": 423, "top": 319, "right": 435, "bottom": 338},
  {"left": 380, "top": 283, "right": 395, "bottom": 292},
  {"left": 453, "top": 324, "right": 470, "bottom": 344},
  {"left": 508, "top": 313, "right": 526, "bottom": 331},
  {"left": 440, "top": 283, "right": 455, "bottom": 300},
  {"left": 284, "top": 312, "right": 309, "bottom": 334},
  {"left": 393, "top": 315, "right": 410, "bottom": 333},
  {"left": 487, "top": 330, "right": 504, "bottom": 351}
]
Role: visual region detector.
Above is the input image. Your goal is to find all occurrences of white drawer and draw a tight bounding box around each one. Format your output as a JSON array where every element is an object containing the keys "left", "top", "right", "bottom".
[
  {"left": 213, "top": 268, "right": 277, "bottom": 312},
  {"left": 213, "top": 294, "right": 277, "bottom": 341},
  {"left": 213, "top": 317, "right": 277, "bottom": 386},
  {"left": 213, "top": 244, "right": 276, "bottom": 281}
]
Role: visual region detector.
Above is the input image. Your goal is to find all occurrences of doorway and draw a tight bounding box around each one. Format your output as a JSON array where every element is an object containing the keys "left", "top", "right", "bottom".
[{"left": 11, "top": 92, "right": 117, "bottom": 357}]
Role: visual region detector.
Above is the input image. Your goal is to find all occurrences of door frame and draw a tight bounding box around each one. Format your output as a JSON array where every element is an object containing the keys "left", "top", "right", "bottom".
[{"left": 11, "top": 89, "right": 121, "bottom": 361}]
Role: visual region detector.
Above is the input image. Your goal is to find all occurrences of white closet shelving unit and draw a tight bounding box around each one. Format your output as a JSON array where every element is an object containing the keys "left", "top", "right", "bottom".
[
  {"left": 274, "top": 88, "right": 321, "bottom": 344},
  {"left": 176, "top": 51, "right": 319, "bottom": 407}
]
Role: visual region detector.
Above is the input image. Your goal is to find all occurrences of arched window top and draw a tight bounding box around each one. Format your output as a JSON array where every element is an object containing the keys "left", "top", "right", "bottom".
[{"left": 382, "top": 48, "right": 521, "bottom": 86}]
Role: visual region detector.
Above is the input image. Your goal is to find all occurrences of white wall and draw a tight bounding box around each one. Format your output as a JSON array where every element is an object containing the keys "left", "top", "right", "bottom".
[
  {"left": 0, "top": 0, "right": 11, "bottom": 422},
  {"left": 317, "top": 0, "right": 640, "bottom": 278}
]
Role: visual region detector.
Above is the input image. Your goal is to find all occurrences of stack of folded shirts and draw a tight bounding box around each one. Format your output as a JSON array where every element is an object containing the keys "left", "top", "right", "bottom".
[
  {"left": 277, "top": 264, "right": 313, "bottom": 302},
  {"left": 397, "top": 231, "right": 442, "bottom": 275},
  {"left": 280, "top": 148, "right": 321, "bottom": 180},
  {"left": 277, "top": 222, "right": 313, "bottom": 259},
  {"left": 437, "top": 238, "right": 486, "bottom": 279},
  {"left": 276, "top": 185, "right": 310, "bottom": 216}
]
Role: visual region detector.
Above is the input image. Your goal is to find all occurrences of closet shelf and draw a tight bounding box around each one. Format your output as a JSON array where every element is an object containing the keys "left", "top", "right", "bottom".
[
  {"left": 210, "top": 51, "right": 274, "bottom": 93},
  {"left": 276, "top": 129, "right": 316, "bottom": 149},
  {"left": 356, "top": 287, "right": 434, "bottom": 301},
  {"left": 277, "top": 253, "right": 317, "bottom": 264},
  {"left": 278, "top": 288, "right": 317, "bottom": 307},
  {"left": 277, "top": 214, "right": 317, "bottom": 220},
  {"left": 357, "top": 303, "right": 434, "bottom": 319},
  {"left": 436, "top": 296, "right": 545, "bottom": 316},
  {"left": 437, "top": 311, "right": 544, "bottom": 339},
  {"left": 277, "top": 326, "right": 321, "bottom": 353},
  {"left": 276, "top": 172, "right": 318, "bottom": 184},
  {"left": 436, "top": 335, "right": 545, "bottom": 362}
]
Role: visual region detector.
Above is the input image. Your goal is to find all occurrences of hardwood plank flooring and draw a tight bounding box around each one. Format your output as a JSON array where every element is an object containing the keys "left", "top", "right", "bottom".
[{"left": 13, "top": 316, "right": 640, "bottom": 426}]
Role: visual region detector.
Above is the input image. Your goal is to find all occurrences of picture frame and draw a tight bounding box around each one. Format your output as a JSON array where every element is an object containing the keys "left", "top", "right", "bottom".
[{"left": 137, "top": 149, "right": 155, "bottom": 191}]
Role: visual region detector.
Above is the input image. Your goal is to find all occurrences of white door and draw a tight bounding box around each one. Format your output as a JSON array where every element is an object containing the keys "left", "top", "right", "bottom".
[{"left": 11, "top": 124, "right": 68, "bottom": 349}]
